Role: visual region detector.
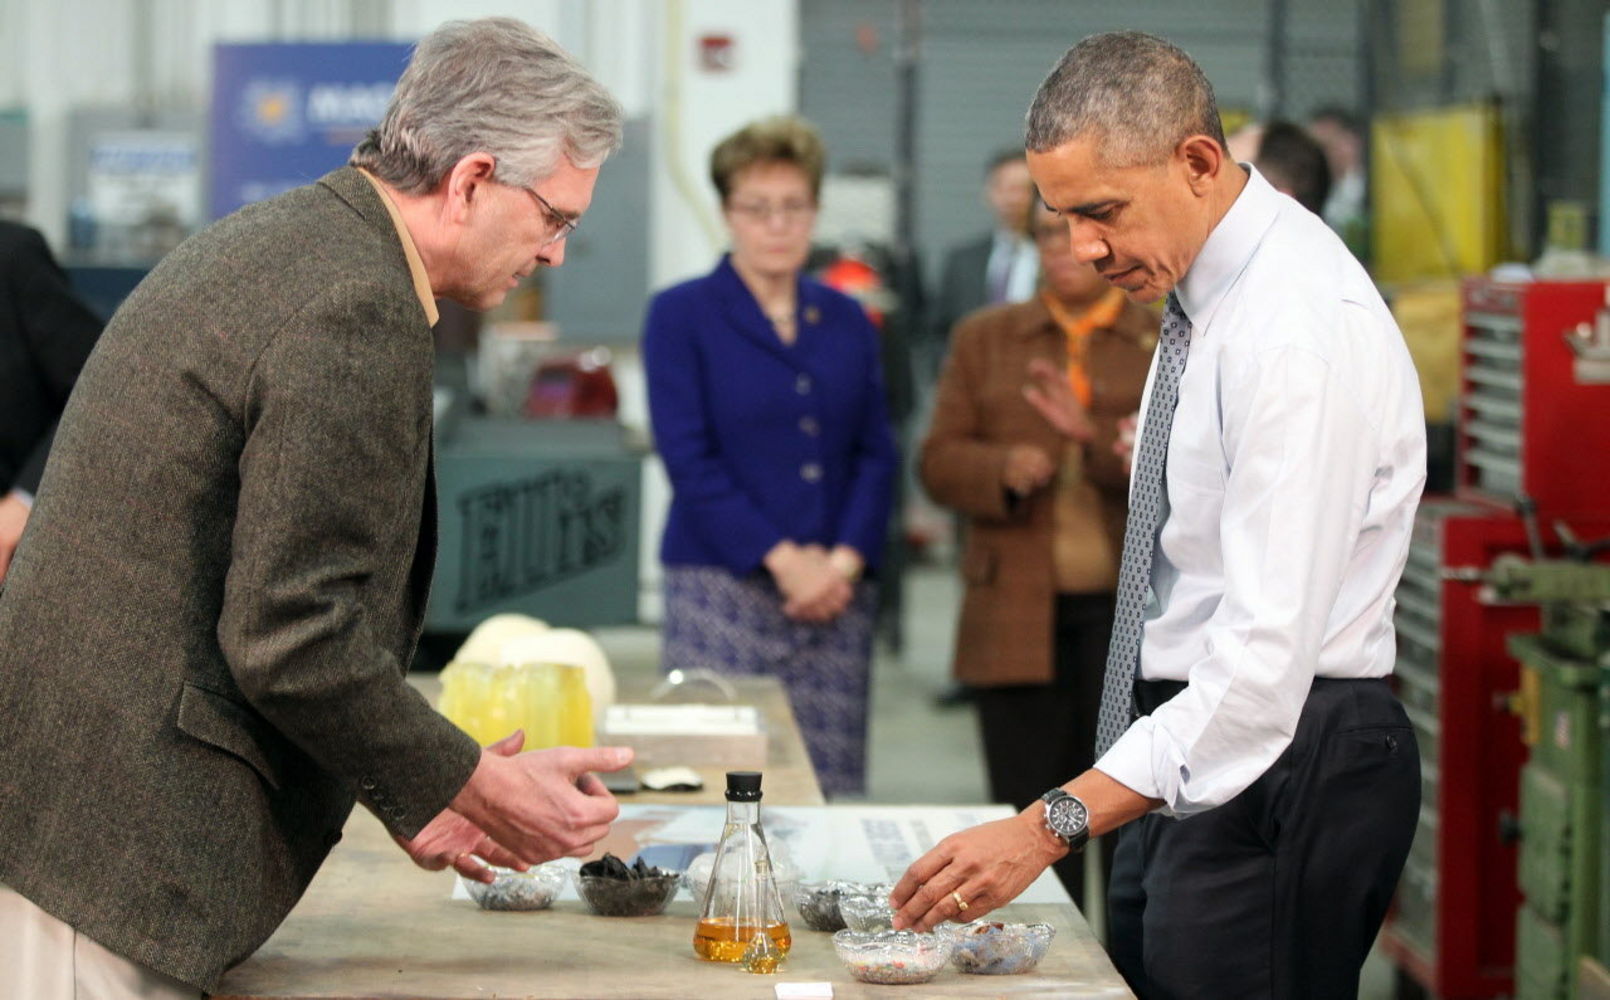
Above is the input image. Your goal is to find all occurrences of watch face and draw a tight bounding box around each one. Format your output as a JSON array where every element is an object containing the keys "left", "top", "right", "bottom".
[{"left": 1047, "top": 795, "right": 1088, "bottom": 838}]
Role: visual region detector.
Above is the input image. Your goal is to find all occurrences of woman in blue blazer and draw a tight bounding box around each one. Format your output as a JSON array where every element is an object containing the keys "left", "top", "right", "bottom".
[{"left": 643, "top": 116, "right": 898, "bottom": 798}]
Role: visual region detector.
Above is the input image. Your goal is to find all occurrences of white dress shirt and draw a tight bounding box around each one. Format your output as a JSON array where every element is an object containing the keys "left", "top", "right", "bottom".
[{"left": 1095, "top": 167, "right": 1426, "bottom": 817}]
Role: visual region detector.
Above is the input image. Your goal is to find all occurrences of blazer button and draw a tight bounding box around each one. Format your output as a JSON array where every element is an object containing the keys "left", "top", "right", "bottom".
[
  {"left": 799, "top": 416, "right": 820, "bottom": 436},
  {"left": 795, "top": 373, "right": 812, "bottom": 395},
  {"left": 360, "top": 777, "right": 377, "bottom": 791},
  {"left": 801, "top": 462, "right": 823, "bottom": 483}
]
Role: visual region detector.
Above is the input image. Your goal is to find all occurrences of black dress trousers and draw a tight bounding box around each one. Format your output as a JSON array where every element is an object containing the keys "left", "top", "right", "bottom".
[{"left": 1107, "top": 676, "right": 1420, "bottom": 1000}]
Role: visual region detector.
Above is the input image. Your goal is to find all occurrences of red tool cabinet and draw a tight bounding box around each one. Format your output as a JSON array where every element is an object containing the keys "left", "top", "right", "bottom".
[
  {"left": 1383, "top": 276, "right": 1610, "bottom": 997},
  {"left": 1457, "top": 279, "right": 1610, "bottom": 519}
]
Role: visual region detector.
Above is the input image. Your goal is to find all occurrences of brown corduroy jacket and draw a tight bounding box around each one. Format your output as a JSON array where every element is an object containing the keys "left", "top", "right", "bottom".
[
  {"left": 0, "top": 168, "right": 480, "bottom": 990},
  {"left": 921, "top": 296, "right": 1156, "bottom": 687}
]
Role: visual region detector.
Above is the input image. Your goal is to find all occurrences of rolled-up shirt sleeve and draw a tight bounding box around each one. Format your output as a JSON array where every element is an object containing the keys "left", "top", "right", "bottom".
[{"left": 1096, "top": 335, "right": 1381, "bottom": 816}]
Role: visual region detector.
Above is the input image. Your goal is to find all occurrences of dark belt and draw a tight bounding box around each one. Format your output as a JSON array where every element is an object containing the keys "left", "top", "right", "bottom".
[
  {"left": 1130, "top": 675, "right": 1390, "bottom": 720},
  {"left": 1132, "top": 678, "right": 1187, "bottom": 719}
]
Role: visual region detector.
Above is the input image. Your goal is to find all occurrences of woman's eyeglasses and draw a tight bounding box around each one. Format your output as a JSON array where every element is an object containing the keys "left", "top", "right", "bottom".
[{"left": 726, "top": 200, "right": 817, "bottom": 226}]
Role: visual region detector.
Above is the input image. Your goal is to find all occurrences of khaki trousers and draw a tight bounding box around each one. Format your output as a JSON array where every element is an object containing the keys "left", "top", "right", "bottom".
[{"left": 0, "top": 882, "right": 200, "bottom": 1000}]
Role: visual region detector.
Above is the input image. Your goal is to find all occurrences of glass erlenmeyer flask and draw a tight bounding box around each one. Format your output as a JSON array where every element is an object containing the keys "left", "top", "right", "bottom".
[{"left": 692, "top": 771, "right": 791, "bottom": 963}]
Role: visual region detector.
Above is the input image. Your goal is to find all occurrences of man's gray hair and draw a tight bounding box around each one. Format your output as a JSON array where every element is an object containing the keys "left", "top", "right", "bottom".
[
  {"left": 1025, "top": 31, "right": 1226, "bottom": 166},
  {"left": 351, "top": 17, "right": 623, "bottom": 192}
]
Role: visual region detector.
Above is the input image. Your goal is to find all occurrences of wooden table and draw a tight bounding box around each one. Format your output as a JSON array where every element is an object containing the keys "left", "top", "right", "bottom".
[
  {"left": 214, "top": 806, "right": 1134, "bottom": 999},
  {"left": 213, "top": 676, "right": 1131, "bottom": 997}
]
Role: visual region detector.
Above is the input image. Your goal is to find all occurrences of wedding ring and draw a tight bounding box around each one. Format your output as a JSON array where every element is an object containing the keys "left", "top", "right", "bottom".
[{"left": 951, "top": 890, "right": 969, "bottom": 912}]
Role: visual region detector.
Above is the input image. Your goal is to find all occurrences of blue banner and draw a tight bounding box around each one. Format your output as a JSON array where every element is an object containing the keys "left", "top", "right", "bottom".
[{"left": 209, "top": 42, "right": 412, "bottom": 220}]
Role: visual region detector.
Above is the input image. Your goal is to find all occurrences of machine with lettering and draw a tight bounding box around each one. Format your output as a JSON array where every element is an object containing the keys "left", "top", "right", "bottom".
[{"left": 425, "top": 416, "right": 643, "bottom": 634}]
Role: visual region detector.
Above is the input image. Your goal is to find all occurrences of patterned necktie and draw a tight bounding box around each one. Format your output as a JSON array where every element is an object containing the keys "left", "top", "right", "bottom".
[{"left": 1094, "top": 293, "right": 1193, "bottom": 758}]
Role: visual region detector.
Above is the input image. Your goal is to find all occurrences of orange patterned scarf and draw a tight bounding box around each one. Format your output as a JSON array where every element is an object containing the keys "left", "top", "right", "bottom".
[{"left": 1040, "top": 286, "right": 1125, "bottom": 408}]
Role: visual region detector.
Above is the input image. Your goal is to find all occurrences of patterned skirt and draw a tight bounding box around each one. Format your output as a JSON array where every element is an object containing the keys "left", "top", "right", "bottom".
[{"left": 661, "top": 565, "right": 876, "bottom": 799}]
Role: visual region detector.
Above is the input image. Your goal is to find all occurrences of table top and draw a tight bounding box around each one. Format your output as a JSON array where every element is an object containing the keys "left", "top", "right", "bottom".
[
  {"left": 409, "top": 672, "right": 825, "bottom": 807},
  {"left": 214, "top": 805, "right": 1134, "bottom": 1000}
]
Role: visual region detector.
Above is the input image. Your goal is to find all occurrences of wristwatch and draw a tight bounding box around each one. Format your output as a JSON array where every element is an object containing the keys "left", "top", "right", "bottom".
[{"left": 1039, "top": 788, "right": 1090, "bottom": 853}]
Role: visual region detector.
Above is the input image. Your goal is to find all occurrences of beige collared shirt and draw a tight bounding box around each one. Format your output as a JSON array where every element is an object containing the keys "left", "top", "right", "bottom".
[{"left": 356, "top": 168, "right": 439, "bottom": 327}]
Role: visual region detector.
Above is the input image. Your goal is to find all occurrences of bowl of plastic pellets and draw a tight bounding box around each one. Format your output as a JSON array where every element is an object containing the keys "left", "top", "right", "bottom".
[
  {"left": 574, "top": 853, "right": 681, "bottom": 917},
  {"left": 832, "top": 928, "right": 955, "bottom": 985},
  {"left": 949, "top": 920, "right": 1056, "bottom": 974},
  {"left": 838, "top": 893, "right": 896, "bottom": 933},
  {"left": 462, "top": 865, "right": 566, "bottom": 911},
  {"left": 793, "top": 881, "right": 852, "bottom": 932}
]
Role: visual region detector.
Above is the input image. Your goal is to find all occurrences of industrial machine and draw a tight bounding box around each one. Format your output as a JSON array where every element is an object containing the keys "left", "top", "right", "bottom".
[
  {"left": 1383, "top": 501, "right": 1606, "bottom": 995},
  {"left": 426, "top": 417, "right": 643, "bottom": 637},
  {"left": 1383, "top": 277, "right": 1610, "bottom": 999},
  {"left": 1493, "top": 546, "right": 1610, "bottom": 1000}
]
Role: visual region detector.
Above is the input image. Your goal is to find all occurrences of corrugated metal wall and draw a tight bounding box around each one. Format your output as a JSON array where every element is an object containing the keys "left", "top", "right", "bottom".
[{"left": 799, "top": 0, "right": 1365, "bottom": 287}]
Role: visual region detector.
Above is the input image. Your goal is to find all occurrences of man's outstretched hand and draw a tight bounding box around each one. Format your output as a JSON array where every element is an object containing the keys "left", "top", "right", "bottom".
[
  {"left": 449, "top": 730, "right": 634, "bottom": 868},
  {"left": 395, "top": 729, "right": 530, "bottom": 883}
]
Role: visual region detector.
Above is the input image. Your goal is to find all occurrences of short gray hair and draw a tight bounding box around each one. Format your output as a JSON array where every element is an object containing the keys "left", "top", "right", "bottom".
[
  {"left": 351, "top": 17, "right": 623, "bottom": 192},
  {"left": 1025, "top": 31, "right": 1226, "bottom": 167}
]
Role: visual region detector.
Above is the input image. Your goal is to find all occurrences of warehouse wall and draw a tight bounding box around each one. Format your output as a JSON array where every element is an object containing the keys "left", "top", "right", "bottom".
[
  {"left": 798, "top": 0, "right": 1365, "bottom": 290},
  {"left": 0, "top": 0, "right": 798, "bottom": 304}
]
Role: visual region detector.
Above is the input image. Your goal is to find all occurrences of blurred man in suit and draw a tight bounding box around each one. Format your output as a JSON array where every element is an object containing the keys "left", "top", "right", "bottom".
[
  {"left": 930, "top": 148, "right": 1040, "bottom": 374},
  {"left": 0, "top": 19, "right": 636, "bottom": 999},
  {"left": 0, "top": 221, "right": 103, "bottom": 584}
]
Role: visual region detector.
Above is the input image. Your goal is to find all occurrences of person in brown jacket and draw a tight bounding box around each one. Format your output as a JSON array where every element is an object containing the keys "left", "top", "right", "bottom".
[{"left": 920, "top": 197, "right": 1154, "bottom": 909}]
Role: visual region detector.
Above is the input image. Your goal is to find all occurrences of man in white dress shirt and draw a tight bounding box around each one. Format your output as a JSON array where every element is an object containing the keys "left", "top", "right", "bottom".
[{"left": 891, "top": 32, "right": 1424, "bottom": 1000}]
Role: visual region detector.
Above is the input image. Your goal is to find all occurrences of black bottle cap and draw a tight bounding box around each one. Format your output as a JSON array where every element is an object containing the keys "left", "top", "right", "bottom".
[{"left": 725, "top": 771, "right": 763, "bottom": 801}]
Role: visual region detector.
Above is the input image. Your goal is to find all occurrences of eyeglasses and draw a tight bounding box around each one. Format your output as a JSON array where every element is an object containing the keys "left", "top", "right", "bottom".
[
  {"left": 726, "top": 200, "right": 817, "bottom": 226},
  {"left": 497, "top": 177, "right": 579, "bottom": 248},
  {"left": 523, "top": 184, "right": 580, "bottom": 247}
]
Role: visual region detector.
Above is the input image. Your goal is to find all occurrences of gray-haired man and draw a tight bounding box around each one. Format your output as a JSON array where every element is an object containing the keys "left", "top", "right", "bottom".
[
  {"left": 892, "top": 32, "right": 1423, "bottom": 999},
  {"left": 0, "top": 19, "right": 633, "bottom": 998}
]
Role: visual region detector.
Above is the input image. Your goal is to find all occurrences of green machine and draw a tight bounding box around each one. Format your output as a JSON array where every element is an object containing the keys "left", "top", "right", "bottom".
[
  {"left": 1601, "top": 645, "right": 1610, "bottom": 981},
  {"left": 1492, "top": 553, "right": 1610, "bottom": 999},
  {"left": 425, "top": 416, "right": 643, "bottom": 636}
]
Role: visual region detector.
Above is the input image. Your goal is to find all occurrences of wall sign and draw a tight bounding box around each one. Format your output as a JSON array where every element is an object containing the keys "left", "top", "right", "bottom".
[{"left": 210, "top": 42, "right": 412, "bottom": 219}]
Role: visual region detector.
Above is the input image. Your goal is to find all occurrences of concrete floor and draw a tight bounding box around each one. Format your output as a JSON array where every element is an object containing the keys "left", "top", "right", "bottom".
[{"left": 595, "top": 563, "right": 1397, "bottom": 998}]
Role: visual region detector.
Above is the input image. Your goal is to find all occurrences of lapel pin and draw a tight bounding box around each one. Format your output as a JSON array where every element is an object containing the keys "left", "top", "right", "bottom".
[{"left": 803, "top": 305, "right": 821, "bottom": 325}]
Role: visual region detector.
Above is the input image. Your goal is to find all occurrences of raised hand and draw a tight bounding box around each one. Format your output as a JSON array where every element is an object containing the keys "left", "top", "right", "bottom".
[{"left": 1023, "top": 358, "right": 1095, "bottom": 442}]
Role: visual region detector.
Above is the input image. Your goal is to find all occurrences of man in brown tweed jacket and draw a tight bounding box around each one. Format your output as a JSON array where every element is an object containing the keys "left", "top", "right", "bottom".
[{"left": 0, "top": 19, "right": 634, "bottom": 997}]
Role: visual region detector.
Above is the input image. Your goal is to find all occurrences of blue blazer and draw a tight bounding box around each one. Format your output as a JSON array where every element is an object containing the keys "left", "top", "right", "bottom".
[{"left": 644, "top": 255, "right": 898, "bottom": 576}]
